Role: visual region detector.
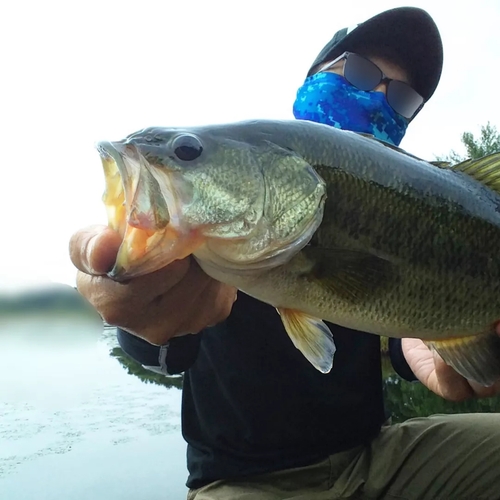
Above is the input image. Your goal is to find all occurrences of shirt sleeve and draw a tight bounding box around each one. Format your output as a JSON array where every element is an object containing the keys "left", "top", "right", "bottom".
[
  {"left": 116, "top": 328, "right": 201, "bottom": 375},
  {"left": 388, "top": 338, "right": 418, "bottom": 382}
]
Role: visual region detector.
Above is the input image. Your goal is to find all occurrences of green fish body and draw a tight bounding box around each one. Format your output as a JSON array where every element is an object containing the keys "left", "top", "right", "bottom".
[{"left": 98, "top": 119, "right": 500, "bottom": 384}]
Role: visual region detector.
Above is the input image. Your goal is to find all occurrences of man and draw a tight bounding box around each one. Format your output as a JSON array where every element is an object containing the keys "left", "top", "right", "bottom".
[{"left": 70, "top": 7, "right": 500, "bottom": 500}]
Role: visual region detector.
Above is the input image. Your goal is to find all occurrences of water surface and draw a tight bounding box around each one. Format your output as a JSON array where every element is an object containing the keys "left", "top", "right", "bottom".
[{"left": 0, "top": 315, "right": 187, "bottom": 500}]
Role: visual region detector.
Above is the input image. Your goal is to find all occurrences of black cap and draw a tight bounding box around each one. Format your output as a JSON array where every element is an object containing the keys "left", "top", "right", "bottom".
[{"left": 307, "top": 7, "right": 443, "bottom": 102}]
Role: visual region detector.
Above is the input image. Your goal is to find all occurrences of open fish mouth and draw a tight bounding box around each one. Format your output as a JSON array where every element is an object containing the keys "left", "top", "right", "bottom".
[{"left": 97, "top": 141, "right": 174, "bottom": 281}]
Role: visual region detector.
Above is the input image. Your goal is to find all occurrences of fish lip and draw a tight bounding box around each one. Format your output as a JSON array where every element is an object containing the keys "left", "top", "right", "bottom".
[
  {"left": 97, "top": 140, "right": 136, "bottom": 181},
  {"left": 107, "top": 265, "right": 135, "bottom": 282},
  {"left": 97, "top": 139, "right": 170, "bottom": 225},
  {"left": 96, "top": 140, "right": 173, "bottom": 280},
  {"left": 96, "top": 140, "right": 122, "bottom": 163}
]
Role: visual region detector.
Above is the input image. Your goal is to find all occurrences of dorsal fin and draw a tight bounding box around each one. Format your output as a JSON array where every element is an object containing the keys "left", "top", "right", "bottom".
[
  {"left": 356, "top": 132, "right": 500, "bottom": 193},
  {"left": 448, "top": 152, "right": 500, "bottom": 193}
]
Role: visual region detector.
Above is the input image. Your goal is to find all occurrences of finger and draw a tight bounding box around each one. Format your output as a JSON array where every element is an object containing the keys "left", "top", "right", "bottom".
[
  {"left": 430, "top": 345, "right": 500, "bottom": 398},
  {"left": 76, "top": 270, "right": 155, "bottom": 328},
  {"left": 125, "top": 258, "right": 192, "bottom": 301},
  {"left": 209, "top": 282, "right": 238, "bottom": 325},
  {"left": 140, "top": 260, "right": 236, "bottom": 341},
  {"left": 76, "top": 261, "right": 190, "bottom": 308},
  {"left": 432, "top": 352, "right": 474, "bottom": 401},
  {"left": 69, "top": 225, "right": 122, "bottom": 275},
  {"left": 402, "top": 338, "right": 424, "bottom": 349},
  {"left": 176, "top": 278, "right": 237, "bottom": 334},
  {"left": 468, "top": 377, "right": 500, "bottom": 398},
  {"left": 145, "top": 261, "right": 217, "bottom": 336},
  {"left": 76, "top": 258, "right": 192, "bottom": 330},
  {"left": 76, "top": 271, "right": 121, "bottom": 308}
]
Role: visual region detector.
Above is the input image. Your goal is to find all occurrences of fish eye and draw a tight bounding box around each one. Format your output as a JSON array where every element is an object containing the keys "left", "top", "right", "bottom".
[{"left": 172, "top": 134, "right": 203, "bottom": 161}]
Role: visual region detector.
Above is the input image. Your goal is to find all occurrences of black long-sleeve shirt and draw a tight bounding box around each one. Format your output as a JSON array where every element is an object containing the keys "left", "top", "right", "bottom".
[{"left": 117, "top": 292, "right": 416, "bottom": 489}]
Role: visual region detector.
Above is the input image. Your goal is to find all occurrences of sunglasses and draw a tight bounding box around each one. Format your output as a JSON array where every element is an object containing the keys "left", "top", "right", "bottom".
[{"left": 319, "top": 51, "right": 424, "bottom": 120}]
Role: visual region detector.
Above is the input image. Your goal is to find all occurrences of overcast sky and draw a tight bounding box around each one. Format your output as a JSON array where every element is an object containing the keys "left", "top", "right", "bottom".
[{"left": 2, "top": 0, "right": 499, "bottom": 291}]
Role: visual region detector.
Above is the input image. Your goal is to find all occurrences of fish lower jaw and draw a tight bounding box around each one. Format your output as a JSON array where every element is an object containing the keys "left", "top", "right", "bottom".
[
  {"left": 109, "top": 225, "right": 170, "bottom": 280},
  {"left": 109, "top": 222, "right": 206, "bottom": 281}
]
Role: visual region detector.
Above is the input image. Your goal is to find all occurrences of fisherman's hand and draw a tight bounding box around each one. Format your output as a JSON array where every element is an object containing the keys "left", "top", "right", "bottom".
[
  {"left": 402, "top": 335, "right": 500, "bottom": 401},
  {"left": 69, "top": 225, "right": 237, "bottom": 345}
]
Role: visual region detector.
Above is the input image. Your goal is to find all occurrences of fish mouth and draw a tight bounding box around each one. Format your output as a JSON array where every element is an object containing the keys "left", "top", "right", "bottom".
[{"left": 97, "top": 141, "right": 191, "bottom": 281}]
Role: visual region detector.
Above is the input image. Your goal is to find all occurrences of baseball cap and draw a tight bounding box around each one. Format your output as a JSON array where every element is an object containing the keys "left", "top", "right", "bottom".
[{"left": 307, "top": 7, "right": 443, "bottom": 102}]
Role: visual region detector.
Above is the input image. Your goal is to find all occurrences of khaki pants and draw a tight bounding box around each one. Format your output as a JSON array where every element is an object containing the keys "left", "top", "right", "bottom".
[{"left": 187, "top": 413, "right": 500, "bottom": 500}]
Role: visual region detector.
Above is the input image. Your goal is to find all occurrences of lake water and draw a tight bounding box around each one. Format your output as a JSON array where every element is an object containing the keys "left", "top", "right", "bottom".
[
  {"left": 2, "top": 313, "right": 499, "bottom": 500},
  {"left": 0, "top": 315, "right": 188, "bottom": 500}
]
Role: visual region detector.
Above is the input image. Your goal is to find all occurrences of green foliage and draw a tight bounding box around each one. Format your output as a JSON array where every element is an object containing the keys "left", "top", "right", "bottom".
[
  {"left": 380, "top": 336, "right": 389, "bottom": 354},
  {"left": 381, "top": 356, "right": 500, "bottom": 422},
  {"left": 110, "top": 346, "right": 184, "bottom": 390},
  {"left": 383, "top": 373, "right": 500, "bottom": 423},
  {"left": 438, "top": 122, "right": 500, "bottom": 162}
]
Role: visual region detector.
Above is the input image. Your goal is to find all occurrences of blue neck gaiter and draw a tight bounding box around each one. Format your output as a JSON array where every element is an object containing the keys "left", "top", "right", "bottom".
[{"left": 293, "top": 72, "right": 408, "bottom": 146}]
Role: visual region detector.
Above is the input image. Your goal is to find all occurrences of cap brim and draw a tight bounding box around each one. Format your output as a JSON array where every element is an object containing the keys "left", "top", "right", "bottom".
[{"left": 308, "top": 7, "right": 443, "bottom": 102}]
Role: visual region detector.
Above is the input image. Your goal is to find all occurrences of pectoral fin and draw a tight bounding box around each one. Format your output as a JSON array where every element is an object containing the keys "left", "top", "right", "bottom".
[
  {"left": 425, "top": 331, "right": 500, "bottom": 387},
  {"left": 302, "top": 247, "right": 395, "bottom": 301},
  {"left": 277, "top": 308, "right": 336, "bottom": 374}
]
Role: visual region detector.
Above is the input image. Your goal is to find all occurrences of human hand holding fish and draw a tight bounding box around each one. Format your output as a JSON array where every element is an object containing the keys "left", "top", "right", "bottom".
[
  {"left": 402, "top": 337, "right": 500, "bottom": 401},
  {"left": 69, "top": 224, "right": 237, "bottom": 345}
]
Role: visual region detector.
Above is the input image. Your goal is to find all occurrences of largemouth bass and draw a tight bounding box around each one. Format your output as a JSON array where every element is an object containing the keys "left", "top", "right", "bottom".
[{"left": 97, "top": 119, "right": 500, "bottom": 385}]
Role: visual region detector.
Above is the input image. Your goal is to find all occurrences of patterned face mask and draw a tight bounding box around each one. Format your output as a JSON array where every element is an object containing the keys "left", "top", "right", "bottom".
[{"left": 293, "top": 72, "right": 409, "bottom": 146}]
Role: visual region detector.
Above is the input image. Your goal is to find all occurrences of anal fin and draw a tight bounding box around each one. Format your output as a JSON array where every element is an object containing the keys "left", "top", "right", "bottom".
[
  {"left": 425, "top": 331, "right": 500, "bottom": 387},
  {"left": 277, "top": 308, "right": 336, "bottom": 374}
]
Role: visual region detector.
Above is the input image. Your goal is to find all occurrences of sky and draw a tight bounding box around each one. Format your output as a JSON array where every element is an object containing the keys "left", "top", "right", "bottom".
[{"left": 1, "top": 0, "right": 500, "bottom": 291}]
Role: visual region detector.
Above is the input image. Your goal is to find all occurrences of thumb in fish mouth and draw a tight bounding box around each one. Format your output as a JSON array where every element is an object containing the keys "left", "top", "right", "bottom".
[{"left": 70, "top": 225, "right": 122, "bottom": 276}]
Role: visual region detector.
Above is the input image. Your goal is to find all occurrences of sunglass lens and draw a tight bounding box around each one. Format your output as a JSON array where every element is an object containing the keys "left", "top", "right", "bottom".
[
  {"left": 387, "top": 80, "right": 424, "bottom": 119},
  {"left": 344, "top": 53, "right": 382, "bottom": 91}
]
